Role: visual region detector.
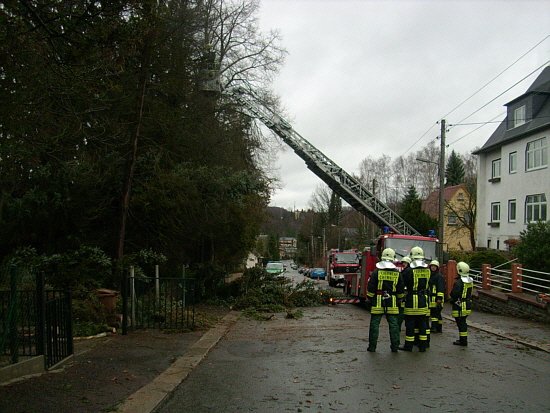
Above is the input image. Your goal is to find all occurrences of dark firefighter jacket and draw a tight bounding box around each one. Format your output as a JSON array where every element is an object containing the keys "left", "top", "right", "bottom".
[
  {"left": 366, "top": 268, "right": 404, "bottom": 315},
  {"left": 449, "top": 276, "right": 474, "bottom": 317},
  {"left": 428, "top": 270, "right": 446, "bottom": 308},
  {"left": 401, "top": 265, "right": 430, "bottom": 315}
]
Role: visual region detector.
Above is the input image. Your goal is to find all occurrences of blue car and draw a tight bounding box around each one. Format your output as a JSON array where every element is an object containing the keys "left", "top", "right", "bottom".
[{"left": 310, "top": 268, "right": 326, "bottom": 280}]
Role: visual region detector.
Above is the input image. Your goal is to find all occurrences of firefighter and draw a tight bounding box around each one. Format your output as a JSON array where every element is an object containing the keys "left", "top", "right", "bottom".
[
  {"left": 399, "top": 246, "right": 430, "bottom": 352},
  {"left": 397, "top": 256, "right": 411, "bottom": 333},
  {"left": 366, "top": 248, "right": 404, "bottom": 353},
  {"left": 449, "top": 261, "right": 474, "bottom": 346},
  {"left": 428, "top": 260, "right": 445, "bottom": 333}
]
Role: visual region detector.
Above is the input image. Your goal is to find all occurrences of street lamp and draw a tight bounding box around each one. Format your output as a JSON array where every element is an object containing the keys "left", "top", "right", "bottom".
[{"left": 416, "top": 155, "right": 445, "bottom": 264}]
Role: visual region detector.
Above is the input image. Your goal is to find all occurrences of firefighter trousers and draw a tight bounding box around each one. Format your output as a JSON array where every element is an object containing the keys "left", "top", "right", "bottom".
[
  {"left": 430, "top": 305, "right": 443, "bottom": 332},
  {"left": 368, "top": 313, "right": 400, "bottom": 351},
  {"left": 404, "top": 314, "right": 428, "bottom": 350},
  {"left": 454, "top": 315, "right": 468, "bottom": 343}
]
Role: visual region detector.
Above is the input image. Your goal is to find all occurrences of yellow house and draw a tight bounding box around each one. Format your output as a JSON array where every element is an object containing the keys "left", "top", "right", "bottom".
[{"left": 422, "top": 184, "right": 475, "bottom": 251}]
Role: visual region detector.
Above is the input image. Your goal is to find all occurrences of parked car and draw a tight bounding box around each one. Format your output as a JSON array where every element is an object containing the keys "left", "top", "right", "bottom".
[
  {"left": 265, "top": 261, "right": 285, "bottom": 277},
  {"left": 310, "top": 268, "right": 326, "bottom": 280}
]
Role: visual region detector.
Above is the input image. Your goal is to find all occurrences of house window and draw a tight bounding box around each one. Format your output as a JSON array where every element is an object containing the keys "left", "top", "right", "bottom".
[
  {"left": 509, "top": 152, "right": 517, "bottom": 174},
  {"left": 491, "top": 202, "right": 500, "bottom": 222},
  {"left": 448, "top": 213, "right": 457, "bottom": 225},
  {"left": 508, "top": 200, "right": 516, "bottom": 222},
  {"left": 457, "top": 192, "right": 464, "bottom": 201},
  {"left": 464, "top": 212, "right": 473, "bottom": 225},
  {"left": 514, "top": 105, "right": 526, "bottom": 127},
  {"left": 492, "top": 159, "right": 501, "bottom": 179},
  {"left": 526, "top": 137, "right": 547, "bottom": 171},
  {"left": 525, "top": 194, "right": 547, "bottom": 223}
]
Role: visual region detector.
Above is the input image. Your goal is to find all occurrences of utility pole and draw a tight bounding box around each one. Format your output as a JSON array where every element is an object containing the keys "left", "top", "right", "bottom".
[{"left": 438, "top": 120, "right": 446, "bottom": 264}]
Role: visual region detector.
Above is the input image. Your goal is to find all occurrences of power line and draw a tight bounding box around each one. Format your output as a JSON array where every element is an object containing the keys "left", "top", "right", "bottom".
[
  {"left": 441, "top": 35, "right": 550, "bottom": 120},
  {"left": 449, "top": 60, "right": 550, "bottom": 132},
  {"left": 447, "top": 112, "right": 505, "bottom": 147},
  {"left": 401, "top": 122, "right": 439, "bottom": 157},
  {"left": 401, "top": 35, "right": 550, "bottom": 157}
]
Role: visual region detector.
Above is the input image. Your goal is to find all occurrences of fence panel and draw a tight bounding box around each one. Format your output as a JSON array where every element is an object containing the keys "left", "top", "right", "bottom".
[{"left": 123, "top": 277, "right": 195, "bottom": 332}]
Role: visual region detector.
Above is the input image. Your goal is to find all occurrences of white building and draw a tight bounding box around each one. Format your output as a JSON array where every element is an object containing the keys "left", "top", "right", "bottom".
[{"left": 474, "top": 66, "right": 549, "bottom": 250}]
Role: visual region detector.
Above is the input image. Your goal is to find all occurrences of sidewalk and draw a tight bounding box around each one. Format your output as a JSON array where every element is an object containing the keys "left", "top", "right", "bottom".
[
  {"left": 117, "top": 311, "right": 240, "bottom": 413},
  {"left": 442, "top": 307, "right": 550, "bottom": 353}
]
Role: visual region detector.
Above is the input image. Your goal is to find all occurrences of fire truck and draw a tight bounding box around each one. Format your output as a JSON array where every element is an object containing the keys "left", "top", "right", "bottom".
[
  {"left": 326, "top": 249, "right": 360, "bottom": 287},
  {"left": 343, "top": 229, "right": 439, "bottom": 301}
]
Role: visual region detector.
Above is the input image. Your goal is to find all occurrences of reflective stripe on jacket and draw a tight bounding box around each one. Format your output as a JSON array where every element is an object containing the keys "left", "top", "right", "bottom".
[
  {"left": 366, "top": 269, "right": 404, "bottom": 315},
  {"left": 402, "top": 266, "right": 430, "bottom": 315}
]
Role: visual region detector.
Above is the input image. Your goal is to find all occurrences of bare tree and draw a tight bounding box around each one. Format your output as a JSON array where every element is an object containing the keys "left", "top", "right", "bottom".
[{"left": 200, "top": 0, "right": 287, "bottom": 91}]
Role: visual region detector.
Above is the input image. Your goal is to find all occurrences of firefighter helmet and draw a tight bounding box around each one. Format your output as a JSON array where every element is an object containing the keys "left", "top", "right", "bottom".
[
  {"left": 381, "top": 248, "right": 396, "bottom": 261},
  {"left": 430, "top": 260, "right": 440, "bottom": 267},
  {"left": 457, "top": 261, "right": 470, "bottom": 276},
  {"left": 402, "top": 256, "right": 412, "bottom": 264},
  {"left": 410, "top": 246, "right": 424, "bottom": 260}
]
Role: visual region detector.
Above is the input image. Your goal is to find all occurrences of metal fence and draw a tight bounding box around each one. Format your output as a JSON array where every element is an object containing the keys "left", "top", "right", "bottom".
[
  {"left": 0, "top": 267, "right": 73, "bottom": 369},
  {"left": 122, "top": 275, "right": 195, "bottom": 332},
  {"left": 477, "top": 263, "right": 550, "bottom": 295}
]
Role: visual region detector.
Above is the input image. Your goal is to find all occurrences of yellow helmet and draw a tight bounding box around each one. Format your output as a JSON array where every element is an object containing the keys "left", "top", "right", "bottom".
[
  {"left": 401, "top": 256, "right": 412, "bottom": 264},
  {"left": 430, "top": 260, "right": 439, "bottom": 267},
  {"left": 381, "top": 248, "right": 396, "bottom": 261},
  {"left": 410, "top": 246, "right": 424, "bottom": 260},
  {"left": 457, "top": 261, "right": 470, "bottom": 276}
]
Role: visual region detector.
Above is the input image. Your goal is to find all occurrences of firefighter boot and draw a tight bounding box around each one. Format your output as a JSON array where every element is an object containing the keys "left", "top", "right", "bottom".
[
  {"left": 418, "top": 340, "right": 427, "bottom": 352},
  {"left": 453, "top": 337, "right": 468, "bottom": 346},
  {"left": 399, "top": 343, "right": 413, "bottom": 352},
  {"left": 431, "top": 322, "right": 440, "bottom": 333}
]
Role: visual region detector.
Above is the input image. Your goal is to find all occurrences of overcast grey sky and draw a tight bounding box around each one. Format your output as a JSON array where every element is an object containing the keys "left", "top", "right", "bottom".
[{"left": 256, "top": 0, "right": 550, "bottom": 211}]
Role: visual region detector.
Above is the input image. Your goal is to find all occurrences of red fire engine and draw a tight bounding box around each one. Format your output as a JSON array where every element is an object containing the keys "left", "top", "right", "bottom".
[
  {"left": 342, "top": 229, "right": 439, "bottom": 302},
  {"left": 326, "top": 249, "right": 361, "bottom": 287}
]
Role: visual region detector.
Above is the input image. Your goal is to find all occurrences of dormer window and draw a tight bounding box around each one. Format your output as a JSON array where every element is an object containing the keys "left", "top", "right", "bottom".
[{"left": 514, "top": 105, "right": 526, "bottom": 128}]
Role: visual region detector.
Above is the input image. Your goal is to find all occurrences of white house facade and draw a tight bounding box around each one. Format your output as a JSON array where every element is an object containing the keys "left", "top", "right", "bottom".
[{"left": 474, "top": 66, "right": 550, "bottom": 251}]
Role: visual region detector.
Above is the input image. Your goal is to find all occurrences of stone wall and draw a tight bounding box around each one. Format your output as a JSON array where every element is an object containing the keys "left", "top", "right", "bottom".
[{"left": 473, "top": 290, "right": 550, "bottom": 324}]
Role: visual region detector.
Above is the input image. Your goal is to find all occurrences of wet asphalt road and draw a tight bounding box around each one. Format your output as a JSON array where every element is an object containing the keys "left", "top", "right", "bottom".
[{"left": 159, "top": 267, "right": 550, "bottom": 413}]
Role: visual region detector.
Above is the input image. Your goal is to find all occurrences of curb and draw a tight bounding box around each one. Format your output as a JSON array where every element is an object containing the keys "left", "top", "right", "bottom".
[
  {"left": 441, "top": 314, "right": 550, "bottom": 353},
  {"left": 117, "top": 311, "right": 241, "bottom": 413}
]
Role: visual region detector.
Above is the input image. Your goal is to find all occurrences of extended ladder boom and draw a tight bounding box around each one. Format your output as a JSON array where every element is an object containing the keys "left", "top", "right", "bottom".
[{"left": 231, "top": 88, "right": 419, "bottom": 236}]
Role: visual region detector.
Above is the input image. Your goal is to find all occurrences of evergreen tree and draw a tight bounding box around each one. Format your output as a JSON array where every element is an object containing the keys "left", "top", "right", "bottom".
[
  {"left": 445, "top": 150, "right": 465, "bottom": 186},
  {"left": 513, "top": 221, "right": 550, "bottom": 274},
  {"left": 400, "top": 186, "right": 438, "bottom": 236}
]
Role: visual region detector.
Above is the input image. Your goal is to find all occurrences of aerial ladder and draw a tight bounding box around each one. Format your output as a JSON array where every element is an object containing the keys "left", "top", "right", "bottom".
[{"left": 230, "top": 87, "right": 420, "bottom": 236}]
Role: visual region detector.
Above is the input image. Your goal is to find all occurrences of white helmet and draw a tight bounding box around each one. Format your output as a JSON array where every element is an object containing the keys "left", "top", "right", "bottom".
[
  {"left": 410, "top": 246, "right": 424, "bottom": 260},
  {"left": 457, "top": 261, "right": 473, "bottom": 283},
  {"left": 457, "top": 261, "right": 470, "bottom": 276},
  {"left": 430, "top": 260, "right": 439, "bottom": 267},
  {"left": 401, "top": 256, "right": 412, "bottom": 264},
  {"left": 381, "top": 248, "right": 396, "bottom": 261}
]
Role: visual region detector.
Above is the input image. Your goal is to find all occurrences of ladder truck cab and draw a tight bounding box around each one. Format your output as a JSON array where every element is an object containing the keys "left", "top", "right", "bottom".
[
  {"left": 343, "top": 228, "right": 439, "bottom": 301},
  {"left": 327, "top": 249, "right": 360, "bottom": 287}
]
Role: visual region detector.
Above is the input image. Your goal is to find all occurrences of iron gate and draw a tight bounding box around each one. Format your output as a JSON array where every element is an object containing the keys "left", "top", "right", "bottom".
[{"left": 0, "top": 268, "right": 73, "bottom": 370}]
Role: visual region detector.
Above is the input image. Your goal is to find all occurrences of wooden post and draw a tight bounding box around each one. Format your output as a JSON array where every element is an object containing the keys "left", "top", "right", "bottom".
[
  {"left": 445, "top": 260, "right": 457, "bottom": 298},
  {"left": 511, "top": 263, "right": 522, "bottom": 292},
  {"left": 482, "top": 264, "right": 491, "bottom": 289}
]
